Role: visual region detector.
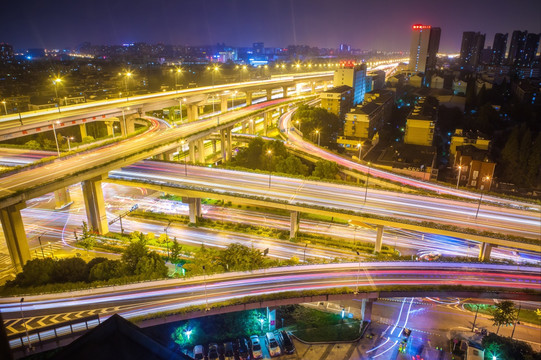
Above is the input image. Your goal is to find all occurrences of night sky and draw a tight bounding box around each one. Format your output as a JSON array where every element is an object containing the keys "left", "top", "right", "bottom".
[{"left": 2, "top": 0, "right": 540, "bottom": 53}]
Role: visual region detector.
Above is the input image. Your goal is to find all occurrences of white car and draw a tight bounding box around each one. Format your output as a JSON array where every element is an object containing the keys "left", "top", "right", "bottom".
[
  {"left": 250, "top": 335, "right": 263, "bottom": 359},
  {"left": 265, "top": 332, "right": 281, "bottom": 357}
]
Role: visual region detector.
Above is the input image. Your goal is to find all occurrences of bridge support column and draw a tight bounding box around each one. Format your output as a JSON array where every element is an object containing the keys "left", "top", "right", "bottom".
[
  {"left": 79, "top": 123, "right": 87, "bottom": 139},
  {"left": 245, "top": 91, "right": 253, "bottom": 106},
  {"left": 264, "top": 112, "right": 272, "bottom": 136},
  {"left": 227, "top": 128, "right": 233, "bottom": 161},
  {"left": 0, "top": 202, "right": 30, "bottom": 272},
  {"left": 187, "top": 104, "right": 199, "bottom": 122},
  {"left": 266, "top": 89, "right": 273, "bottom": 101},
  {"left": 212, "top": 140, "right": 217, "bottom": 154},
  {"left": 290, "top": 211, "right": 300, "bottom": 239},
  {"left": 221, "top": 96, "right": 228, "bottom": 113},
  {"left": 249, "top": 119, "right": 255, "bottom": 134},
  {"left": 197, "top": 139, "right": 206, "bottom": 164},
  {"left": 105, "top": 121, "right": 114, "bottom": 137},
  {"left": 282, "top": 86, "right": 288, "bottom": 98},
  {"left": 311, "top": 82, "right": 316, "bottom": 94},
  {"left": 120, "top": 114, "right": 136, "bottom": 136},
  {"left": 81, "top": 177, "right": 108, "bottom": 235},
  {"left": 242, "top": 121, "right": 248, "bottom": 133},
  {"left": 361, "top": 299, "right": 373, "bottom": 322},
  {"left": 374, "top": 225, "right": 383, "bottom": 253},
  {"left": 162, "top": 148, "right": 177, "bottom": 161},
  {"left": 220, "top": 129, "right": 228, "bottom": 161},
  {"left": 323, "top": 82, "right": 329, "bottom": 91},
  {"left": 189, "top": 141, "right": 196, "bottom": 163},
  {"left": 183, "top": 197, "right": 201, "bottom": 224},
  {"left": 479, "top": 243, "right": 494, "bottom": 261},
  {"left": 54, "top": 187, "right": 72, "bottom": 210}
]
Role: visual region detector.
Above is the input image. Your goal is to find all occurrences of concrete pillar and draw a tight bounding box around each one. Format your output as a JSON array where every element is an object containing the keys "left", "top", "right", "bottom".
[
  {"left": 120, "top": 114, "right": 136, "bottom": 136},
  {"left": 81, "top": 177, "right": 109, "bottom": 235},
  {"left": 290, "top": 211, "right": 300, "bottom": 239},
  {"left": 220, "top": 129, "right": 227, "bottom": 161},
  {"left": 249, "top": 119, "right": 255, "bottom": 134},
  {"left": 479, "top": 243, "right": 494, "bottom": 261},
  {"left": 264, "top": 112, "right": 272, "bottom": 136},
  {"left": 198, "top": 139, "right": 206, "bottom": 164},
  {"left": 199, "top": 105, "right": 205, "bottom": 115},
  {"left": 323, "top": 82, "right": 328, "bottom": 91},
  {"left": 79, "top": 123, "right": 87, "bottom": 139},
  {"left": 245, "top": 91, "right": 253, "bottom": 106},
  {"left": 162, "top": 148, "right": 177, "bottom": 161},
  {"left": 105, "top": 121, "right": 114, "bottom": 137},
  {"left": 183, "top": 197, "right": 201, "bottom": 224},
  {"left": 361, "top": 299, "right": 373, "bottom": 323},
  {"left": 242, "top": 121, "right": 248, "bottom": 133},
  {"left": 221, "top": 96, "right": 228, "bottom": 113},
  {"left": 189, "top": 141, "right": 196, "bottom": 163},
  {"left": 0, "top": 202, "right": 30, "bottom": 272},
  {"left": 212, "top": 140, "right": 217, "bottom": 154},
  {"left": 266, "top": 89, "right": 273, "bottom": 101},
  {"left": 374, "top": 225, "right": 383, "bottom": 253},
  {"left": 187, "top": 104, "right": 199, "bottom": 122},
  {"left": 311, "top": 82, "right": 316, "bottom": 94},
  {"left": 54, "top": 187, "right": 72, "bottom": 210},
  {"left": 282, "top": 86, "right": 288, "bottom": 98},
  {"left": 227, "top": 128, "right": 233, "bottom": 161}
]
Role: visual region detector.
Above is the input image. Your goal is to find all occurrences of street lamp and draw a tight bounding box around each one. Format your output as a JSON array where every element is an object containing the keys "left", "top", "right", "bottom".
[
  {"left": 203, "top": 265, "right": 210, "bottom": 311},
  {"left": 315, "top": 129, "right": 321, "bottom": 146},
  {"left": 456, "top": 164, "right": 463, "bottom": 189},
  {"left": 232, "top": 91, "right": 237, "bottom": 108},
  {"left": 123, "top": 71, "right": 133, "bottom": 98},
  {"left": 20, "top": 298, "right": 31, "bottom": 352},
  {"left": 303, "top": 243, "right": 308, "bottom": 262},
  {"left": 178, "top": 98, "right": 186, "bottom": 124},
  {"left": 267, "top": 149, "right": 272, "bottom": 188},
  {"left": 38, "top": 235, "right": 45, "bottom": 258},
  {"left": 354, "top": 251, "right": 361, "bottom": 294},
  {"left": 51, "top": 120, "right": 61, "bottom": 156},
  {"left": 164, "top": 221, "right": 171, "bottom": 262},
  {"left": 475, "top": 176, "right": 491, "bottom": 220},
  {"left": 357, "top": 142, "right": 363, "bottom": 162},
  {"left": 2, "top": 100, "right": 8, "bottom": 115},
  {"left": 181, "top": 140, "right": 187, "bottom": 175},
  {"left": 53, "top": 78, "right": 62, "bottom": 104},
  {"left": 67, "top": 136, "right": 74, "bottom": 151},
  {"left": 364, "top": 162, "right": 371, "bottom": 203}
]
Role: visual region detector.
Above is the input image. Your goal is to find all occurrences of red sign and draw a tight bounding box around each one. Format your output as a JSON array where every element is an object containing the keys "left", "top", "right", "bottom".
[
  {"left": 270, "top": 320, "right": 275, "bottom": 325},
  {"left": 412, "top": 24, "right": 431, "bottom": 30}
]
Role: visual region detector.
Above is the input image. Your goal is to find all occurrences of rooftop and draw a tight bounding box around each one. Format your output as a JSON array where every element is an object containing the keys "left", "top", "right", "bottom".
[
  {"left": 408, "top": 96, "right": 438, "bottom": 121},
  {"left": 323, "top": 85, "right": 352, "bottom": 94}
]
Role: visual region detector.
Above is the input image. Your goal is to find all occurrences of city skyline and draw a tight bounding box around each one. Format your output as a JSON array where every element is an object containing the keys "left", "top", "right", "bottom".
[{"left": 1, "top": 0, "right": 540, "bottom": 53}]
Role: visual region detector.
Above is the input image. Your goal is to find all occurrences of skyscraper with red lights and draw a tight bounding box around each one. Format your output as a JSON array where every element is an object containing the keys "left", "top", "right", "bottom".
[{"left": 409, "top": 24, "right": 440, "bottom": 73}]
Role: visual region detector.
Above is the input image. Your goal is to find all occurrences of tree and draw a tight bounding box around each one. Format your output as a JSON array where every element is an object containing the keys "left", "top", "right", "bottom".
[
  {"left": 52, "top": 257, "right": 87, "bottom": 283},
  {"left": 500, "top": 127, "right": 521, "bottom": 182},
  {"left": 526, "top": 133, "right": 541, "bottom": 187},
  {"left": 170, "top": 238, "right": 183, "bottom": 265},
  {"left": 122, "top": 237, "right": 149, "bottom": 274},
  {"left": 491, "top": 301, "right": 517, "bottom": 335},
  {"left": 24, "top": 140, "right": 41, "bottom": 150},
  {"left": 276, "top": 155, "right": 308, "bottom": 176},
  {"left": 89, "top": 259, "right": 126, "bottom": 281},
  {"left": 134, "top": 251, "right": 168, "bottom": 279},
  {"left": 7, "top": 258, "right": 56, "bottom": 287},
  {"left": 312, "top": 160, "right": 339, "bottom": 179}
]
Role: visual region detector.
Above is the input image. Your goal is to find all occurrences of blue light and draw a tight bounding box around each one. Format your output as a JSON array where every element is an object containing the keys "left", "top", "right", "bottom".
[{"left": 341, "top": 309, "right": 345, "bottom": 318}]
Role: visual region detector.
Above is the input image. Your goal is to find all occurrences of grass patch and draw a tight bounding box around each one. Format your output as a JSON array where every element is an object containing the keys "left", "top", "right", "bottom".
[{"left": 464, "top": 303, "right": 541, "bottom": 326}]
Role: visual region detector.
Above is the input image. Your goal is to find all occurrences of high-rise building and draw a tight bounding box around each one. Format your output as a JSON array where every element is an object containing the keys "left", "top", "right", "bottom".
[
  {"left": 409, "top": 24, "right": 440, "bottom": 73},
  {"left": 253, "top": 42, "right": 264, "bottom": 54},
  {"left": 0, "top": 43, "right": 14, "bottom": 63},
  {"left": 460, "top": 32, "right": 485, "bottom": 67},
  {"left": 508, "top": 30, "right": 527, "bottom": 65},
  {"left": 333, "top": 64, "right": 368, "bottom": 105},
  {"left": 491, "top": 33, "right": 508, "bottom": 65},
  {"left": 523, "top": 33, "right": 540, "bottom": 67}
]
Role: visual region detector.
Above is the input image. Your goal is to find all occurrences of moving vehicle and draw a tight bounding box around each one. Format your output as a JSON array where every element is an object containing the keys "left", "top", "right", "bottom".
[
  {"left": 279, "top": 331, "right": 295, "bottom": 354},
  {"left": 224, "top": 342, "right": 234, "bottom": 359},
  {"left": 208, "top": 343, "right": 219, "bottom": 360},
  {"left": 250, "top": 335, "right": 263, "bottom": 359},
  {"left": 265, "top": 332, "right": 281, "bottom": 357}
]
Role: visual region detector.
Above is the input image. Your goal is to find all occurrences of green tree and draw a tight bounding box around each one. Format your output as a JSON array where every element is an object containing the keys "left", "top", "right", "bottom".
[
  {"left": 84, "top": 257, "right": 108, "bottom": 280},
  {"left": 122, "top": 237, "right": 149, "bottom": 273},
  {"left": 170, "top": 238, "right": 183, "bottom": 265},
  {"left": 500, "top": 127, "right": 521, "bottom": 182},
  {"left": 52, "top": 257, "right": 87, "bottom": 283},
  {"left": 312, "top": 160, "right": 339, "bottom": 179},
  {"left": 183, "top": 244, "right": 223, "bottom": 275},
  {"left": 526, "top": 133, "right": 541, "bottom": 187},
  {"left": 276, "top": 155, "right": 308, "bottom": 175},
  {"left": 24, "top": 140, "right": 41, "bottom": 150},
  {"left": 7, "top": 258, "right": 56, "bottom": 287},
  {"left": 89, "top": 259, "right": 126, "bottom": 281},
  {"left": 491, "top": 301, "right": 517, "bottom": 335},
  {"left": 134, "top": 251, "right": 168, "bottom": 278},
  {"left": 218, "top": 243, "right": 264, "bottom": 271}
]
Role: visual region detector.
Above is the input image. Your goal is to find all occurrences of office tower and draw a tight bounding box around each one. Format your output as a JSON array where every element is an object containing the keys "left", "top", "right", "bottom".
[
  {"left": 491, "top": 33, "right": 508, "bottom": 65},
  {"left": 508, "top": 30, "right": 527, "bottom": 65},
  {"left": 253, "top": 42, "right": 264, "bottom": 54},
  {"left": 0, "top": 43, "right": 14, "bottom": 62},
  {"left": 460, "top": 32, "right": 485, "bottom": 67},
  {"left": 333, "top": 64, "right": 367, "bottom": 105},
  {"left": 523, "top": 33, "right": 540, "bottom": 67},
  {"left": 409, "top": 24, "right": 440, "bottom": 73}
]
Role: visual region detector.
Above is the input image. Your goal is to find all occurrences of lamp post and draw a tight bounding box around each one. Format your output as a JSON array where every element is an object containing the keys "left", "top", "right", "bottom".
[
  {"left": 511, "top": 302, "right": 521, "bottom": 339},
  {"left": 303, "top": 243, "right": 308, "bottom": 262},
  {"left": 20, "top": 298, "right": 31, "bottom": 352},
  {"left": 38, "top": 235, "right": 45, "bottom": 258},
  {"left": 51, "top": 120, "right": 61, "bottom": 157},
  {"left": 67, "top": 136, "right": 74, "bottom": 151},
  {"left": 203, "top": 265, "right": 210, "bottom": 311},
  {"left": 124, "top": 72, "right": 133, "bottom": 99},
  {"left": 315, "top": 129, "right": 321, "bottom": 146},
  {"left": 178, "top": 98, "right": 185, "bottom": 124},
  {"left": 232, "top": 91, "right": 237, "bottom": 109},
  {"left": 267, "top": 149, "right": 272, "bottom": 188},
  {"left": 164, "top": 221, "right": 171, "bottom": 262},
  {"left": 364, "top": 162, "right": 371, "bottom": 203},
  {"left": 475, "top": 176, "right": 491, "bottom": 220},
  {"left": 2, "top": 100, "right": 8, "bottom": 115},
  {"left": 354, "top": 251, "right": 361, "bottom": 294},
  {"left": 181, "top": 140, "right": 187, "bottom": 176},
  {"left": 456, "top": 164, "right": 463, "bottom": 189},
  {"left": 357, "top": 142, "right": 363, "bottom": 162},
  {"left": 53, "top": 78, "right": 62, "bottom": 104}
]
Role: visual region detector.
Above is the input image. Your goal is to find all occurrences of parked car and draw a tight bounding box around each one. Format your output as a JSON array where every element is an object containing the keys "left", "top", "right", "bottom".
[
  {"left": 265, "top": 332, "right": 281, "bottom": 357},
  {"left": 194, "top": 345, "right": 207, "bottom": 360},
  {"left": 279, "top": 331, "right": 295, "bottom": 354},
  {"left": 235, "top": 338, "right": 250, "bottom": 360},
  {"left": 217, "top": 343, "right": 226, "bottom": 360},
  {"left": 208, "top": 343, "right": 219, "bottom": 360},
  {"left": 250, "top": 335, "right": 263, "bottom": 359},
  {"left": 224, "top": 342, "right": 234, "bottom": 359}
]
